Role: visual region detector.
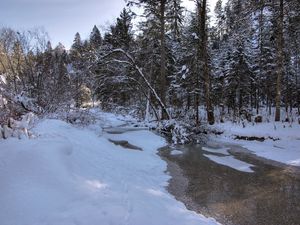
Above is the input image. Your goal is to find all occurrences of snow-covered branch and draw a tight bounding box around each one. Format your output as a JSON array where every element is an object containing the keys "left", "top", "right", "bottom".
[{"left": 102, "top": 48, "right": 171, "bottom": 120}]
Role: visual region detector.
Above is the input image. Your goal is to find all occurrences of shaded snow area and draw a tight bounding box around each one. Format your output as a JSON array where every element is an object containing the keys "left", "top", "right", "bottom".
[
  {"left": 211, "top": 122, "right": 300, "bottom": 167},
  {"left": 0, "top": 113, "right": 220, "bottom": 225},
  {"left": 202, "top": 147, "right": 255, "bottom": 173}
]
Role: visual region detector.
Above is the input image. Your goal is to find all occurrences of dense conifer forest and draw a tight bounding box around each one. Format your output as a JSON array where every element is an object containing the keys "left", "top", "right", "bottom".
[{"left": 1, "top": 0, "right": 299, "bottom": 127}]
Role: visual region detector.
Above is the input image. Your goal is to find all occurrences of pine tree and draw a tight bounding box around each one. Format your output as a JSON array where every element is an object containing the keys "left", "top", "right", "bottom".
[
  {"left": 104, "top": 8, "right": 133, "bottom": 50},
  {"left": 140, "top": 0, "right": 169, "bottom": 118},
  {"left": 167, "top": 0, "right": 184, "bottom": 41},
  {"left": 214, "top": 0, "right": 224, "bottom": 43},
  {"left": 94, "top": 8, "right": 136, "bottom": 109},
  {"left": 69, "top": 33, "right": 86, "bottom": 107},
  {"left": 89, "top": 25, "right": 102, "bottom": 50}
]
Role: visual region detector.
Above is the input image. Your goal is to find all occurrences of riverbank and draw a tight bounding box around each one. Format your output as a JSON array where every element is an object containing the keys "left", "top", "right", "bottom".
[{"left": 209, "top": 121, "right": 300, "bottom": 167}]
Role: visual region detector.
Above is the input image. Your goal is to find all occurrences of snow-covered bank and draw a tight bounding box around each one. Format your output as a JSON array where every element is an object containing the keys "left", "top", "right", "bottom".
[
  {"left": 0, "top": 112, "right": 220, "bottom": 225},
  {"left": 211, "top": 121, "right": 300, "bottom": 167}
]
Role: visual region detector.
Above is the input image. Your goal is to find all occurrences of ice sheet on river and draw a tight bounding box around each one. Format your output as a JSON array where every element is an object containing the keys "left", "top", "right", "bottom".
[{"left": 203, "top": 153, "right": 255, "bottom": 173}]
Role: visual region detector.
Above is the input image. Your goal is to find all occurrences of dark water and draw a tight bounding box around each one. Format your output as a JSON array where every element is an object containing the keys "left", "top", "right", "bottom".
[{"left": 160, "top": 144, "right": 300, "bottom": 225}]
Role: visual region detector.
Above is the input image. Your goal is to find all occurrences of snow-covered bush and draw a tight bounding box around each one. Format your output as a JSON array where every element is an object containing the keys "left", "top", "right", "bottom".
[
  {"left": 104, "top": 104, "right": 144, "bottom": 120},
  {"left": 66, "top": 109, "right": 96, "bottom": 125},
  {"left": 78, "top": 85, "right": 92, "bottom": 107},
  {"left": 171, "top": 122, "right": 190, "bottom": 144},
  {"left": 0, "top": 74, "right": 41, "bottom": 125},
  {"left": 0, "top": 112, "right": 38, "bottom": 139},
  {"left": 14, "top": 92, "right": 42, "bottom": 113},
  {"left": 0, "top": 74, "right": 10, "bottom": 124},
  {"left": 46, "top": 108, "right": 96, "bottom": 126},
  {"left": 157, "top": 120, "right": 190, "bottom": 144}
]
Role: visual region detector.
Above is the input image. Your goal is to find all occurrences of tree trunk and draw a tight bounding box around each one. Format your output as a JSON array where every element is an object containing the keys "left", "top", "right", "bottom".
[
  {"left": 199, "top": 0, "right": 215, "bottom": 125},
  {"left": 145, "top": 89, "right": 151, "bottom": 121},
  {"left": 159, "top": 0, "right": 168, "bottom": 120},
  {"left": 257, "top": 1, "right": 264, "bottom": 115},
  {"left": 187, "top": 94, "right": 191, "bottom": 110},
  {"left": 275, "top": 0, "right": 284, "bottom": 121},
  {"left": 195, "top": 91, "right": 200, "bottom": 124},
  {"left": 296, "top": 54, "right": 300, "bottom": 114}
]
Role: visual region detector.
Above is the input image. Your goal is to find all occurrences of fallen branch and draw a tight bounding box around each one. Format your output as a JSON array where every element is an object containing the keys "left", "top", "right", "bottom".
[{"left": 234, "top": 135, "right": 280, "bottom": 142}]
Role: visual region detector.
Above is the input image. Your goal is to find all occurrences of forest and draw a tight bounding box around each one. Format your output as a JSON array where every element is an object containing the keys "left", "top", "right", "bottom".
[{"left": 1, "top": 0, "right": 300, "bottom": 134}]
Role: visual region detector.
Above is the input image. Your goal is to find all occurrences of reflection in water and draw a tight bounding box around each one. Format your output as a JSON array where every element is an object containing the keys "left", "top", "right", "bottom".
[{"left": 161, "top": 144, "right": 300, "bottom": 225}]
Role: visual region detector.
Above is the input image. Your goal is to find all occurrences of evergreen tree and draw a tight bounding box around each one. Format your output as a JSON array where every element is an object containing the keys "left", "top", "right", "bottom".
[
  {"left": 89, "top": 25, "right": 102, "bottom": 50},
  {"left": 69, "top": 33, "right": 87, "bottom": 107}
]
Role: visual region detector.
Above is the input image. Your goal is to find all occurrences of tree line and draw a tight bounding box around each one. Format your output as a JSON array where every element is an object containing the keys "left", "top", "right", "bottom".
[{"left": 1, "top": 0, "right": 299, "bottom": 126}]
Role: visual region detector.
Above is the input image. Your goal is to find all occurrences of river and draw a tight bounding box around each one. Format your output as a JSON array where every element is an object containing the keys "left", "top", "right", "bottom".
[{"left": 160, "top": 143, "right": 300, "bottom": 225}]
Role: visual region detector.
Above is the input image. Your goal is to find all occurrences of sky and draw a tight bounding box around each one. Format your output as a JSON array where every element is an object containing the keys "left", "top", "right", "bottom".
[{"left": 1, "top": 0, "right": 219, "bottom": 48}]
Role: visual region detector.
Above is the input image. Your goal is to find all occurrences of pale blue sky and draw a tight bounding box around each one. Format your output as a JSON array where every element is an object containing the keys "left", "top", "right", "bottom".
[
  {"left": 1, "top": 0, "right": 219, "bottom": 48},
  {"left": 1, "top": 0, "right": 126, "bottom": 48}
]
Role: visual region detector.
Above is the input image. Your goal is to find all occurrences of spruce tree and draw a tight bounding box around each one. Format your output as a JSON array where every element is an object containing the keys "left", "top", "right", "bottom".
[{"left": 89, "top": 25, "right": 102, "bottom": 50}]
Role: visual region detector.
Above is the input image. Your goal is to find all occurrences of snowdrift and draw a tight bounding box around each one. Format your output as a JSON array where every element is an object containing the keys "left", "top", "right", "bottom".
[{"left": 0, "top": 116, "right": 220, "bottom": 225}]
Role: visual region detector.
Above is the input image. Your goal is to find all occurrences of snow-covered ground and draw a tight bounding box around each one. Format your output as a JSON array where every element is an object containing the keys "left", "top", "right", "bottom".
[
  {"left": 0, "top": 111, "right": 220, "bottom": 225},
  {"left": 211, "top": 121, "right": 300, "bottom": 167}
]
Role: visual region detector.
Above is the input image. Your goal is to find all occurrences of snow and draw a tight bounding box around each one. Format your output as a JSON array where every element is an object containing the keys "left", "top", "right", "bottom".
[
  {"left": 202, "top": 146, "right": 255, "bottom": 172},
  {"left": 192, "top": 32, "right": 199, "bottom": 40},
  {"left": 170, "top": 149, "right": 183, "bottom": 155},
  {"left": 203, "top": 154, "right": 255, "bottom": 173},
  {"left": 202, "top": 146, "right": 230, "bottom": 155},
  {"left": 211, "top": 121, "right": 300, "bottom": 167},
  {"left": 179, "top": 65, "right": 189, "bottom": 80},
  {"left": 0, "top": 112, "right": 220, "bottom": 225},
  {"left": 0, "top": 74, "right": 6, "bottom": 84},
  {"left": 90, "top": 109, "right": 133, "bottom": 128},
  {"left": 214, "top": 121, "right": 299, "bottom": 140}
]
